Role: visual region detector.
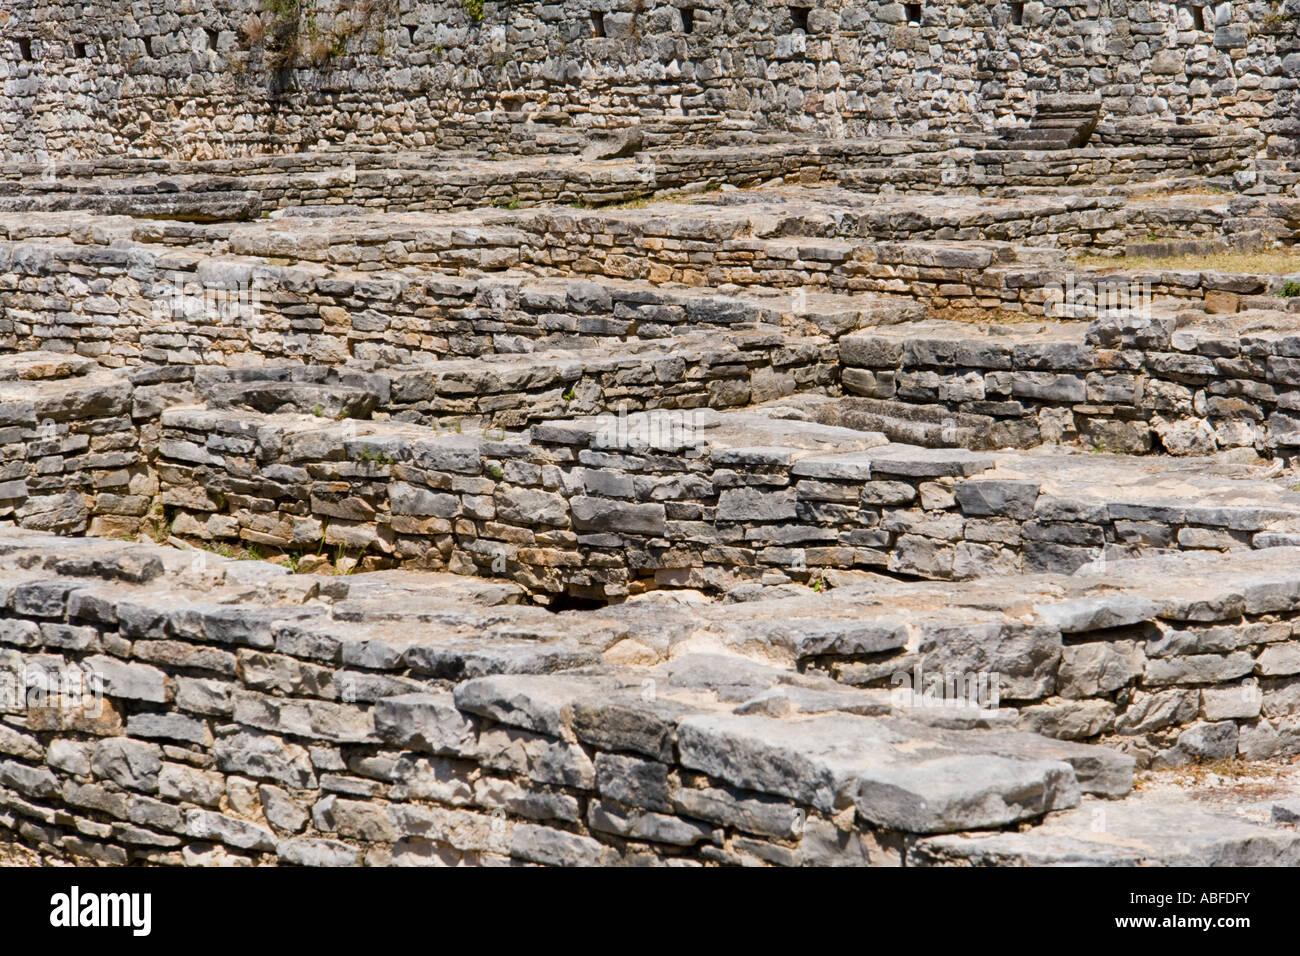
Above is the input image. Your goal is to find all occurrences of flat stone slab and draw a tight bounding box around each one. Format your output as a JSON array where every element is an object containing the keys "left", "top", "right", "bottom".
[
  {"left": 911, "top": 791, "right": 1300, "bottom": 866},
  {"left": 0, "top": 351, "right": 100, "bottom": 381},
  {"left": 5, "top": 520, "right": 1300, "bottom": 864},
  {"left": 990, "top": 450, "right": 1300, "bottom": 530},
  {"left": 676, "top": 712, "right": 1081, "bottom": 831}
]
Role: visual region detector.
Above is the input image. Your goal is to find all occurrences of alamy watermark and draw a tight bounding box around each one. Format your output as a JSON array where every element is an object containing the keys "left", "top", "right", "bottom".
[
  {"left": 1043, "top": 275, "right": 1152, "bottom": 321},
  {"left": 593, "top": 402, "right": 710, "bottom": 452},
  {"left": 890, "top": 662, "right": 1001, "bottom": 711},
  {"left": 151, "top": 270, "right": 264, "bottom": 326},
  {"left": 0, "top": 661, "right": 104, "bottom": 715},
  {"left": 49, "top": 886, "right": 151, "bottom": 936}
]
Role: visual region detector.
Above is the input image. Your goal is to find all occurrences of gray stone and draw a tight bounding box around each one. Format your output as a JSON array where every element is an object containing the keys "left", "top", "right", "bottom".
[
  {"left": 277, "top": 837, "right": 360, "bottom": 866},
  {"left": 676, "top": 713, "right": 1081, "bottom": 832},
  {"left": 955, "top": 480, "right": 1039, "bottom": 518},
  {"left": 91, "top": 738, "right": 163, "bottom": 792},
  {"left": 186, "top": 810, "right": 277, "bottom": 851},
  {"left": 510, "top": 823, "right": 609, "bottom": 866},
  {"left": 82, "top": 654, "right": 169, "bottom": 703},
  {"left": 912, "top": 794, "right": 1300, "bottom": 866},
  {"left": 1057, "top": 641, "right": 1145, "bottom": 698},
  {"left": 373, "top": 693, "right": 477, "bottom": 756}
]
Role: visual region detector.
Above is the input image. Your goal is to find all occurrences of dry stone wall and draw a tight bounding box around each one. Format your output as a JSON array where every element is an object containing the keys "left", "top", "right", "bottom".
[
  {"left": 0, "top": 238, "right": 902, "bottom": 369},
  {"left": 151, "top": 398, "right": 1300, "bottom": 597},
  {"left": 2, "top": 529, "right": 1299, "bottom": 865},
  {"left": 2, "top": 0, "right": 1296, "bottom": 161},
  {"left": 3, "top": 6, "right": 1300, "bottom": 865},
  {"left": 0, "top": 354, "right": 152, "bottom": 538},
  {"left": 841, "top": 309, "right": 1300, "bottom": 455},
  {"left": 6, "top": 190, "right": 1298, "bottom": 372},
  {"left": 0, "top": 130, "right": 1264, "bottom": 222}
]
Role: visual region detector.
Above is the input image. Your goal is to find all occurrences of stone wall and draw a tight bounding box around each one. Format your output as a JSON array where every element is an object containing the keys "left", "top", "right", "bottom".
[
  {"left": 0, "top": 354, "right": 152, "bottom": 538},
  {"left": 841, "top": 309, "right": 1300, "bottom": 456},
  {"left": 194, "top": 328, "right": 843, "bottom": 428},
  {"left": 152, "top": 398, "right": 1300, "bottom": 598},
  {"left": 0, "top": 530, "right": 895, "bottom": 866},
  {"left": 0, "top": 131, "right": 1266, "bottom": 225},
  {"left": 1, "top": 0, "right": 1295, "bottom": 161},
  {"left": 0, "top": 153, "right": 658, "bottom": 217},
  {"left": 17, "top": 289, "right": 1300, "bottom": 604},
  {"left": 5, "top": 204, "right": 1297, "bottom": 371},
  {"left": 0, "top": 239, "right": 899, "bottom": 368},
  {"left": 2, "top": 528, "right": 1299, "bottom": 865}
]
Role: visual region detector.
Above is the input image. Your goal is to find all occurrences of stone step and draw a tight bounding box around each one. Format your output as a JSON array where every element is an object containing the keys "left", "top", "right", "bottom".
[
  {"left": 0, "top": 226, "right": 932, "bottom": 366},
  {"left": 765, "top": 395, "right": 995, "bottom": 449},
  {"left": 0, "top": 187, "right": 1123, "bottom": 271},
  {"left": 838, "top": 307, "right": 1300, "bottom": 454},
  {"left": 991, "top": 96, "right": 1101, "bottom": 152},
  {"left": 188, "top": 325, "right": 846, "bottom": 429},
  {"left": 0, "top": 526, "right": 1102, "bottom": 852},
  {"left": 704, "top": 540, "right": 1300, "bottom": 765},
  {"left": 911, "top": 788, "right": 1300, "bottom": 865},
  {"left": 4, "top": 524, "right": 1300, "bottom": 865},
  {"left": 0, "top": 180, "right": 262, "bottom": 222},
  {"left": 152, "top": 394, "right": 1300, "bottom": 596}
]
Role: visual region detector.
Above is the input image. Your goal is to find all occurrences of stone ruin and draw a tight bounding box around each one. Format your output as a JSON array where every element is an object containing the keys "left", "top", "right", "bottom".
[{"left": 1, "top": 0, "right": 1300, "bottom": 867}]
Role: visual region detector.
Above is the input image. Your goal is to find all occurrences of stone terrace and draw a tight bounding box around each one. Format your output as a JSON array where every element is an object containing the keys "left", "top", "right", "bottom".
[
  {"left": 2, "top": 124, "right": 1300, "bottom": 865},
  {"left": 2, "top": 528, "right": 1300, "bottom": 866}
]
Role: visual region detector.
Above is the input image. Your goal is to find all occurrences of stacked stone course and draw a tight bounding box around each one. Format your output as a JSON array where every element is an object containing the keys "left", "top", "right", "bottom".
[
  {"left": 3, "top": 0, "right": 1300, "bottom": 868},
  {"left": 2, "top": 529, "right": 1299, "bottom": 866},
  {"left": 2, "top": 0, "right": 1297, "bottom": 162}
]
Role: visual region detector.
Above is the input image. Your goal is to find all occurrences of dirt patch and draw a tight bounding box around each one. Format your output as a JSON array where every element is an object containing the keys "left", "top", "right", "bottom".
[
  {"left": 1134, "top": 756, "right": 1300, "bottom": 824},
  {"left": 0, "top": 838, "right": 47, "bottom": 867},
  {"left": 1077, "top": 250, "right": 1300, "bottom": 275}
]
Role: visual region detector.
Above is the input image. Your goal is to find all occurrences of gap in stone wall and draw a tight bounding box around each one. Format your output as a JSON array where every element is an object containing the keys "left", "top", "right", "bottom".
[
  {"left": 544, "top": 591, "right": 616, "bottom": 613},
  {"left": 1177, "top": 2, "right": 1212, "bottom": 32}
]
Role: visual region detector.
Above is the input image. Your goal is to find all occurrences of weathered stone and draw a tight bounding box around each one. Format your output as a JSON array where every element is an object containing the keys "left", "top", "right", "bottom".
[
  {"left": 373, "top": 693, "right": 477, "bottom": 756},
  {"left": 91, "top": 738, "right": 163, "bottom": 792}
]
